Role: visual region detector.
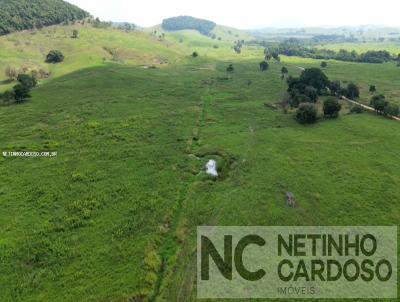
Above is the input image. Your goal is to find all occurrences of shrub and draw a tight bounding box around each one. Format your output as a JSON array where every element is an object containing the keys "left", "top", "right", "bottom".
[
  {"left": 0, "top": 90, "right": 15, "bottom": 105},
  {"left": 192, "top": 51, "right": 198, "bottom": 58},
  {"left": 72, "top": 29, "right": 79, "bottom": 38},
  {"left": 321, "top": 61, "right": 328, "bottom": 68},
  {"left": 323, "top": 97, "right": 342, "bottom": 118},
  {"left": 46, "top": 50, "right": 64, "bottom": 63},
  {"left": 259, "top": 60, "right": 269, "bottom": 71},
  {"left": 370, "top": 94, "right": 388, "bottom": 113},
  {"left": 383, "top": 103, "right": 399, "bottom": 117},
  {"left": 350, "top": 105, "right": 364, "bottom": 114},
  {"left": 343, "top": 83, "right": 360, "bottom": 99},
  {"left": 17, "top": 74, "right": 37, "bottom": 89},
  {"left": 296, "top": 103, "right": 317, "bottom": 124},
  {"left": 289, "top": 92, "right": 312, "bottom": 108},
  {"left": 226, "top": 64, "right": 234, "bottom": 73},
  {"left": 13, "top": 84, "right": 31, "bottom": 103}
]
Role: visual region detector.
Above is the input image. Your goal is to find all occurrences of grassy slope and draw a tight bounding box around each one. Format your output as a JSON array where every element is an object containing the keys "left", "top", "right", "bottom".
[{"left": 0, "top": 25, "right": 399, "bottom": 301}]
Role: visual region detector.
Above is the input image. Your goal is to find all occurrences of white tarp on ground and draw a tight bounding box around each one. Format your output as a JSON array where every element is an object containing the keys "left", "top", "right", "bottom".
[{"left": 206, "top": 160, "right": 218, "bottom": 177}]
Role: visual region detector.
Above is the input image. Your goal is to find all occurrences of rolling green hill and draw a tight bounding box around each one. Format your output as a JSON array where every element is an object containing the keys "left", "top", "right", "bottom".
[
  {"left": 0, "top": 0, "right": 89, "bottom": 35},
  {"left": 0, "top": 13, "right": 399, "bottom": 302}
]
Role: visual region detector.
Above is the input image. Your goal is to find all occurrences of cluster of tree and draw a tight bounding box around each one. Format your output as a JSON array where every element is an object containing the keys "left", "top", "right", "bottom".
[
  {"left": 234, "top": 40, "right": 244, "bottom": 54},
  {"left": 284, "top": 68, "right": 361, "bottom": 123},
  {"left": 0, "top": 73, "right": 37, "bottom": 105},
  {"left": 112, "top": 22, "right": 136, "bottom": 31},
  {"left": 265, "top": 39, "right": 395, "bottom": 64},
  {"left": 370, "top": 94, "right": 399, "bottom": 117},
  {"left": 161, "top": 16, "right": 216, "bottom": 36},
  {"left": 91, "top": 17, "right": 112, "bottom": 29},
  {"left": 0, "top": 0, "right": 89, "bottom": 35},
  {"left": 264, "top": 48, "right": 280, "bottom": 62}
]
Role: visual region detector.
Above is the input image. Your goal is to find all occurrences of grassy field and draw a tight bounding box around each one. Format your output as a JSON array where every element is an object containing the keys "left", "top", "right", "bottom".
[{"left": 0, "top": 24, "right": 399, "bottom": 301}]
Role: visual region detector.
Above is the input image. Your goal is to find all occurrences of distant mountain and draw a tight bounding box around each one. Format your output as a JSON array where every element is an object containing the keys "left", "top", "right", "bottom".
[
  {"left": 162, "top": 16, "right": 216, "bottom": 36},
  {"left": 0, "top": 0, "right": 89, "bottom": 35}
]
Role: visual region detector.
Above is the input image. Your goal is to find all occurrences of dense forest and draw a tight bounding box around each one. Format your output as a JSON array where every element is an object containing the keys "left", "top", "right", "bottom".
[
  {"left": 162, "top": 16, "right": 216, "bottom": 36},
  {"left": 0, "top": 0, "right": 89, "bottom": 35}
]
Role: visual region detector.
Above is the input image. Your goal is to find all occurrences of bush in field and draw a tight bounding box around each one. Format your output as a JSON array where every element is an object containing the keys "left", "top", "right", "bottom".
[
  {"left": 321, "top": 61, "right": 328, "bottom": 68},
  {"left": 13, "top": 84, "right": 31, "bottom": 103},
  {"left": 0, "top": 90, "right": 15, "bottom": 105},
  {"left": 259, "top": 60, "right": 269, "bottom": 71},
  {"left": 226, "top": 64, "right": 234, "bottom": 73},
  {"left": 370, "top": 94, "right": 388, "bottom": 113},
  {"left": 323, "top": 97, "right": 342, "bottom": 118},
  {"left": 296, "top": 103, "right": 317, "bottom": 124},
  {"left": 46, "top": 50, "right": 64, "bottom": 63},
  {"left": 72, "top": 29, "right": 79, "bottom": 39},
  {"left": 350, "top": 105, "right": 364, "bottom": 114},
  {"left": 192, "top": 51, "right": 198, "bottom": 58},
  {"left": 369, "top": 85, "right": 376, "bottom": 94},
  {"left": 17, "top": 74, "right": 37, "bottom": 89},
  {"left": 383, "top": 103, "right": 399, "bottom": 117},
  {"left": 343, "top": 83, "right": 360, "bottom": 99}
]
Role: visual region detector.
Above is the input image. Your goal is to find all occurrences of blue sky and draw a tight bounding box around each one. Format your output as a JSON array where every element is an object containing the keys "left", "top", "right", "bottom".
[{"left": 67, "top": 0, "right": 400, "bottom": 29}]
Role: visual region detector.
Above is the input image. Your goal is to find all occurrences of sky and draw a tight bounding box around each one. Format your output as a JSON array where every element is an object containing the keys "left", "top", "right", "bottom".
[{"left": 66, "top": 0, "right": 400, "bottom": 29}]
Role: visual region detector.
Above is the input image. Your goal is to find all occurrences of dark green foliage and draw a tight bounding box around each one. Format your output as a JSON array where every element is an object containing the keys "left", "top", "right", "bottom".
[
  {"left": 296, "top": 103, "right": 317, "bottom": 124},
  {"left": 17, "top": 74, "right": 37, "bottom": 89},
  {"left": 226, "top": 64, "right": 234, "bottom": 73},
  {"left": 343, "top": 83, "right": 360, "bottom": 99},
  {"left": 72, "top": 29, "right": 79, "bottom": 38},
  {"left": 161, "top": 16, "right": 216, "bottom": 36},
  {"left": 281, "top": 67, "right": 288, "bottom": 74},
  {"left": 46, "top": 50, "right": 64, "bottom": 63},
  {"left": 321, "top": 61, "right": 328, "bottom": 68},
  {"left": 328, "top": 80, "right": 341, "bottom": 95},
  {"left": 192, "top": 51, "right": 198, "bottom": 58},
  {"left": 289, "top": 92, "right": 312, "bottom": 108},
  {"left": 299, "top": 68, "right": 329, "bottom": 92},
  {"left": 370, "top": 94, "right": 388, "bottom": 112},
  {"left": 383, "top": 103, "right": 399, "bottom": 117},
  {"left": 13, "top": 84, "right": 31, "bottom": 103},
  {"left": 0, "top": 90, "right": 15, "bottom": 104},
  {"left": 0, "top": 0, "right": 89, "bottom": 35},
  {"left": 267, "top": 39, "right": 394, "bottom": 64},
  {"left": 323, "top": 97, "right": 342, "bottom": 118},
  {"left": 259, "top": 60, "right": 269, "bottom": 71},
  {"left": 369, "top": 85, "right": 376, "bottom": 93},
  {"left": 350, "top": 105, "right": 364, "bottom": 114}
]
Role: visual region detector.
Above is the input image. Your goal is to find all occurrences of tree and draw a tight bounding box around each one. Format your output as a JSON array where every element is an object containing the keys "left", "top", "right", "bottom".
[
  {"left": 17, "top": 74, "right": 37, "bottom": 89},
  {"left": 369, "top": 85, "right": 376, "bottom": 94},
  {"left": 321, "top": 61, "right": 328, "bottom": 68},
  {"left": 72, "top": 29, "right": 79, "bottom": 38},
  {"left": 259, "top": 60, "right": 269, "bottom": 71},
  {"left": 299, "top": 68, "right": 329, "bottom": 92},
  {"left": 5, "top": 66, "right": 17, "bottom": 80},
  {"left": 192, "top": 51, "right": 198, "bottom": 58},
  {"left": 383, "top": 103, "right": 399, "bottom": 117},
  {"left": 281, "top": 67, "right": 288, "bottom": 75},
  {"left": 343, "top": 83, "right": 360, "bottom": 99},
  {"left": 296, "top": 103, "right": 317, "bottom": 124},
  {"left": 13, "top": 84, "right": 31, "bottom": 103},
  {"left": 226, "top": 64, "right": 234, "bottom": 73},
  {"left": 46, "top": 50, "right": 64, "bottom": 63},
  {"left": 370, "top": 94, "right": 388, "bottom": 113},
  {"left": 328, "top": 80, "right": 341, "bottom": 95},
  {"left": 323, "top": 97, "right": 342, "bottom": 118}
]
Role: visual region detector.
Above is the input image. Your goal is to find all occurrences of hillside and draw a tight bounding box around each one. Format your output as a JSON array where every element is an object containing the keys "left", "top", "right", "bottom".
[
  {"left": 0, "top": 0, "right": 89, "bottom": 35},
  {"left": 1, "top": 13, "right": 400, "bottom": 302}
]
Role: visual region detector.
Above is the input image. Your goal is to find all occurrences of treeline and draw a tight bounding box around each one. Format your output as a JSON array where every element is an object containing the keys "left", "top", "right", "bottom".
[
  {"left": 0, "top": 0, "right": 89, "bottom": 35},
  {"left": 162, "top": 16, "right": 216, "bottom": 36},
  {"left": 261, "top": 39, "right": 396, "bottom": 64}
]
